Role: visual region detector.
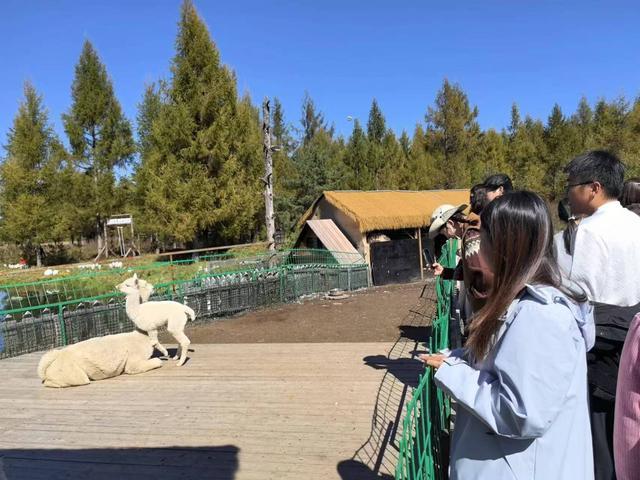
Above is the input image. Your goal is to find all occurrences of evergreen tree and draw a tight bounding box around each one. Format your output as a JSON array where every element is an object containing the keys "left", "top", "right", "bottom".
[
  {"left": 623, "top": 97, "right": 640, "bottom": 176},
  {"left": 137, "top": 82, "right": 164, "bottom": 159},
  {"left": 508, "top": 103, "right": 521, "bottom": 139},
  {"left": 544, "top": 104, "right": 581, "bottom": 198},
  {"left": 508, "top": 116, "right": 548, "bottom": 193},
  {"left": 62, "top": 39, "right": 135, "bottom": 253},
  {"left": 134, "top": 0, "right": 262, "bottom": 246},
  {"left": 271, "top": 98, "right": 299, "bottom": 237},
  {"left": 379, "top": 129, "right": 406, "bottom": 189},
  {"left": 300, "top": 92, "right": 329, "bottom": 145},
  {"left": 472, "top": 129, "right": 509, "bottom": 185},
  {"left": 0, "top": 83, "right": 71, "bottom": 265},
  {"left": 343, "top": 119, "right": 371, "bottom": 189},
  {"left": 367, "top": 99, "right": 386, "bottom": 144},
  {"left": 290, "top": 129, "right": 344, "bottom": 218},
  {"left": 425, "top": 79, "right": 480, "bottom": 188},
  {"left": 365, "top": 99, "right": 388, "bottom": 188},
  {"left": 407, "top": 124, "right": 437, "bottom": 190},
  {"left": 592, "top": 98, "right": 629, "bottom": 154},
  {"left": 571, "top": 96, "right": 594, "bottom": 150}
]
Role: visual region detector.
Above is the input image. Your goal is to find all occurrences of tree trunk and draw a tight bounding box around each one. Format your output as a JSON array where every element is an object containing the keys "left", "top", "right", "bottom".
[
  {"left": 96, "top": 216, "right": 103, "bottom": 254},
  {"left": 262, "top": 98, "right": 276, "bottom": 251},
  {"left": 36, "top": 245, "right": 42, "bottom": 268}
]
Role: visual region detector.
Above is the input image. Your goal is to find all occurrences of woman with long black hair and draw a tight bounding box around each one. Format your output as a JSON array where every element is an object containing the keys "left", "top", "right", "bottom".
[{"left": 420, "top": 191, "right": 595, "bottom": 480}]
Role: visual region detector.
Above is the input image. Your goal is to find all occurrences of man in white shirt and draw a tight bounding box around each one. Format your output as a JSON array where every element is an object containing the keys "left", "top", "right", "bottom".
[
  {"left": 564, "top": 150, "right": 640, "bottom": 480},
  {"left": 566, "top": 151, "right": 640, "bottom": 305}
]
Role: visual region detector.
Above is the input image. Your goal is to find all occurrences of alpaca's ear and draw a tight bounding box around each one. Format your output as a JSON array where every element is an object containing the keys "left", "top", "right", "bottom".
[{"left": 133, "top": 273, "right": 138, "bottom": 279}]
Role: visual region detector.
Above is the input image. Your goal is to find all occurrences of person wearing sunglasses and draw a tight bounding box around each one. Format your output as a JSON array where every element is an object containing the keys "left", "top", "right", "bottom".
[{"left": 563, "top": 150, "right": 640, "bottom": 480}]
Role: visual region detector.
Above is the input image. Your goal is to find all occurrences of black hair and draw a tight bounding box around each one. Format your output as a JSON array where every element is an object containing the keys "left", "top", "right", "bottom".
[
  {"left": 482, "top": 173, "right": 513, "bottom": 192},
  {"left": 470, "top": 191, "right": 584, "bottom": 359},
  {"left": 563, "top": 150, "right": 625, "bottom": 199},
  {"left": 557, "top": 197, "right": 572, "bottom": 223},
  {"left": 557, "top": 198, "right": 578, "bottom": 255},
  {"left": 621, "top": 178, "right": 640, "bottom": 207},
  {"left": 470, "top": 184, "right": 490, "bottom": 215}
]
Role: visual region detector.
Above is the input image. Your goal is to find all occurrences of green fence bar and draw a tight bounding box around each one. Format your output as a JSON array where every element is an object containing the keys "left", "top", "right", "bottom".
[
  {"left": 0, "top": 249, "right": 368, "bottom": 358},
  {"left": 396, "top": 238, "right": 457, "bottom": 480}
]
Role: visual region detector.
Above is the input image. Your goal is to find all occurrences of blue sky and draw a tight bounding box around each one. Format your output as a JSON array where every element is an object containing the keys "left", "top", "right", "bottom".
[{"left": 1, "top": 0, "right": 639, "bottom": 147}]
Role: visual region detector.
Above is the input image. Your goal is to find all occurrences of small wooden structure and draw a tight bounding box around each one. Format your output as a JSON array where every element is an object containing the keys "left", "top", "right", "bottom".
[
  {"left": 295, "top": 190, "right": 470, "bottom": 285},
  {"left": 95, "top": 214, "right": 140, "bottom": 261}
]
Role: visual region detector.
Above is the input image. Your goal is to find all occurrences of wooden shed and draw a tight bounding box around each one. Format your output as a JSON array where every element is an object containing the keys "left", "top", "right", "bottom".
[{"left": 295, "top": 190, "right": 470, "bottom": 285}]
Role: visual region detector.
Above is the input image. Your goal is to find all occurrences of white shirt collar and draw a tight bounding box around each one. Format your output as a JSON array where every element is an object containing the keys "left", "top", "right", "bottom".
[
  {"left": 581, "top": 200, "right": 621, "bottom": 226},
  {"left": 592, "top": 200, "right": 621, "bottom": 215}
]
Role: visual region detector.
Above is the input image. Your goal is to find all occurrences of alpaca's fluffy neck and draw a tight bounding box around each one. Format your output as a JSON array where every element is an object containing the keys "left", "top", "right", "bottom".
[{"left": 124, "top": 291, "right": 142, "bottom": 320}]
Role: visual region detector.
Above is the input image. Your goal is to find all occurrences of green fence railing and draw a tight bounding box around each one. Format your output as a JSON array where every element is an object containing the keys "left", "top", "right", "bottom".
[
  {"left": 0, "top": 249, "right": 365, "bottom": 312},
  {"left": 396, "top": 238, "right": 458, "bottom": 480},
  {"left": 0, "top": 249, "right": 368, "bottom": 359}
]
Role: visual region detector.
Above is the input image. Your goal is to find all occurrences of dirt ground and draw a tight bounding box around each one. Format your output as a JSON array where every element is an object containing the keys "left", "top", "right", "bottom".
[{"left": 163, "top": 281, "right": 436, "bottom": 344}]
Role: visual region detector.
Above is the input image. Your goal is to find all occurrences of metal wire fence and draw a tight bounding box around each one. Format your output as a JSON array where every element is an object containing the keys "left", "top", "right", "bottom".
[
  {"left": 395, "top": 238, "right": 457, "bottom": 480},
  {"left": 0, "top": 249, "right": 368, "bottom": 359}
]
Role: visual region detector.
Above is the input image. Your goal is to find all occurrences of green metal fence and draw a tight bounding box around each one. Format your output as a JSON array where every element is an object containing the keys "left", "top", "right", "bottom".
[
  {"left": 0, "top": 249, "right": 368, "bottom": 359},
  {"left": 396, "top": 238, "right": 458, "bottom": 480}
]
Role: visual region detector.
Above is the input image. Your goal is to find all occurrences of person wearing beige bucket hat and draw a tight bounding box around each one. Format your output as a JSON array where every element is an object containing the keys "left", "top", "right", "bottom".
[{"left": 428, "top": 203, "right": 468, "bottom": 240}]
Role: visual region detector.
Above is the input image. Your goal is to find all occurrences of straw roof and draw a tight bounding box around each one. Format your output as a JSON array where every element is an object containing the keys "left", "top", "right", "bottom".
[{"left": 299, "top": 190, "right": 470, "bottom": 233}]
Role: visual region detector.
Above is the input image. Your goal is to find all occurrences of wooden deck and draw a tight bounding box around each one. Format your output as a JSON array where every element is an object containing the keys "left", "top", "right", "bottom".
[{"left": 0, "top": 340, "right": 425, "bottom": 480}]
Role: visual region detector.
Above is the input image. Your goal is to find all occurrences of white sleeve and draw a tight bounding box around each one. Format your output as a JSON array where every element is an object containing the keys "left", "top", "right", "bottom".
[{"left": 569, "top": 227, "right": 607, "bottom": 302}]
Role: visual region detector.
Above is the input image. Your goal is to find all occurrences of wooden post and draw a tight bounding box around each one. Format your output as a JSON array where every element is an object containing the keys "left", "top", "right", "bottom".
[
  {"left": 417, "top": 228, "right": 424, "bottom": 280},
  {"left": 262, "top": 98, "right": 276, "bottom": 252}
]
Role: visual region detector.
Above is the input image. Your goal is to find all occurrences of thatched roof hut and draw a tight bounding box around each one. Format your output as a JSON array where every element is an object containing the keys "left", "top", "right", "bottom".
[{"left": 296, "top": 190, "right": 470, "bottom": 285}]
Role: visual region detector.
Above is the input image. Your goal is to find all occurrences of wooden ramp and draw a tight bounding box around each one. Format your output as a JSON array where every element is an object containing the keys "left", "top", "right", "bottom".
[{"left": 0, "top": 341, "right": 425, "bottom": 480}]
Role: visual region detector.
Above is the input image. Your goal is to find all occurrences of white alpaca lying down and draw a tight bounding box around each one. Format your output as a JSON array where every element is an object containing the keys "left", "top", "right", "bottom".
[
  {"left": 37, "top": 330, "right": 162, "bottom": 388},
  {"left": 117, "top": 274, "right": 195, "bottom": 366}
]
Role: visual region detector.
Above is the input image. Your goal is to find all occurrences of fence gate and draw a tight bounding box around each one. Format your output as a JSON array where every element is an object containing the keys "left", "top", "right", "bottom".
[{"left": 370, "top": 238, "right": 421, "bottom": 286}]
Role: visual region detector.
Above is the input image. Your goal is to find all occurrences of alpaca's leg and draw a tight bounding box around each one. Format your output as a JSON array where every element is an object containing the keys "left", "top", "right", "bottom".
[
  {"left": 125, "top": 357, "right": 163, "bottom": 375},
  {"left": 169, "top": 330, "right": 191, "bottom": 366},
  {"left": 168, "top": 315, "right": 189, "bottom": 361},
  {"left": 147, "top": 329, "right": 169, "bottom": 357}
]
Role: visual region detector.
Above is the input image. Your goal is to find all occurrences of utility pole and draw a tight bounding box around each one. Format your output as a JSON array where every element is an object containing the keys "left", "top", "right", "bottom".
[{"left": 262, "top": 98, "right": 276, "bottom": 251}]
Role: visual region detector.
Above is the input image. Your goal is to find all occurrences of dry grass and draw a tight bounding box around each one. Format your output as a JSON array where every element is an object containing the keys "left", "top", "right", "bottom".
[{"left": 300, "top": 190, "right": 471, "bottom": 233}]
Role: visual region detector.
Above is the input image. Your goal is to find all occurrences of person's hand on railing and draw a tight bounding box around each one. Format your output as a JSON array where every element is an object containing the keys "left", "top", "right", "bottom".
[
  {"left": 418, "top": 353, "right": 446, "bottom": 370},
  {"left": 431, "top": 263, "right": 444, "bottom": 276}
]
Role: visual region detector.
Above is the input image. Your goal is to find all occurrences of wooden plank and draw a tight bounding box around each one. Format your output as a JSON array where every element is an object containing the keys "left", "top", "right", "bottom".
[{"left": 0, "top": 341, "right": 424, "bottom": 479}]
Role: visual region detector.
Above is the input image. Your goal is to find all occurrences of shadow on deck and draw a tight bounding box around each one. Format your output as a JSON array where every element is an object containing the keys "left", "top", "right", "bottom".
[
  {"left": 0, "top": 446, "right": 239, "bottom": 480},
  {"left": 337, "top": 281, "right": 437, "bottom": 479}
]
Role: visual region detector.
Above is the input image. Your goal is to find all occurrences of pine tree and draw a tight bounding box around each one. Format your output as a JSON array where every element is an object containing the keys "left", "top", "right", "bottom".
[
  {"left": 623, "top": 97, "right": 640, "bottom": 177},
  {"left": 592, "top": 98, "right": 629, "bottom": 154},
  {"left": 425, "top": 79, "right": 480, "bottom": 188},
  {"left": 343, "top": 119, "right": 371, "bottom": 189},
  {"left": 572, "top": 96, "right": 594, "bottom": 151},
  {"left": 367, "top": 99, "right": 386, "bottom": 144},
  {"left": 300, "top": 92, "right": 329, "bottom": 145},
  {"left": 365, "top": 99, "right": 388, "bottom": 189},
  {"left": 62, "top": 39, "right": 135, "bottom": 253},
  {"left": 379, "top": 129, "right": 406, "bottom": 189},
  {"left": 270, "top": 98, "right": 299, "bottom": 237},
  {"left": 472, "top": 129, "right": 509, "bottom": 185},
  {"left": 291, "top": 95, "right": 345, "bottom": 218},
  {"left": 544, "top": 104, "right": 581, "bottom": 198},
  {"left": 134, "top": 0, "right": 263, "bottom": 246},
  {"left": 137, "top": 82, "right": 164, "bottom": 159},
  {"left": 0, "top": 83, "right": 71, "bottom": 265},
  {"left": 408, "top": 125, "right": 438, "bottom": 190},
  {"left": 508, "top": 103, "right": 521, "bottom": 139}
]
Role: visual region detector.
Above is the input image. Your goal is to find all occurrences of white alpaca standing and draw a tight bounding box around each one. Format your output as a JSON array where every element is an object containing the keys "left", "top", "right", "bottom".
[
  {"left": 117, "top": 274, "right": 195, "bottom": 366},
  {"left": 38, "top": 330, "right": 162, "bottom": 388}
]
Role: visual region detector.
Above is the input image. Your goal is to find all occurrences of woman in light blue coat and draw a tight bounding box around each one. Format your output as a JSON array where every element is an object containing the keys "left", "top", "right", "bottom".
[{"left": 421, "top": 191, "right": 595, "bottom": 480}]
